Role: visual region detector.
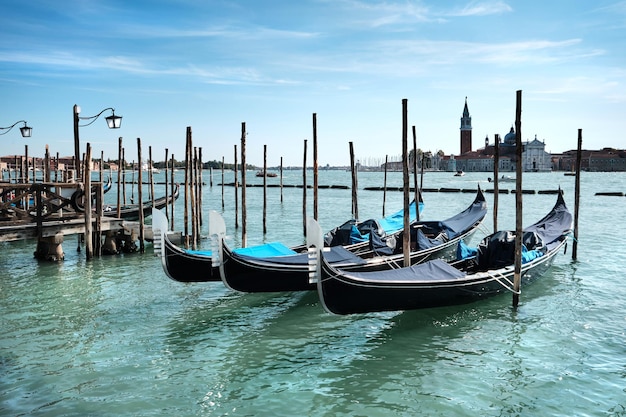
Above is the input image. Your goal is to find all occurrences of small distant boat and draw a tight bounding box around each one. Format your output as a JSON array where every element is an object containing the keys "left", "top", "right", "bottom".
[
  {"left": 564, "top": 172, "right": 576, "bottom": 176},
  {"left": 256, "top": 170, "right": 277, "bottom": 177},
  {"left": 454, "top": 170, "right": 465, "bottom": 177},
  {"left": 488, "top": 175, "right": 516, "bottom": 183}
]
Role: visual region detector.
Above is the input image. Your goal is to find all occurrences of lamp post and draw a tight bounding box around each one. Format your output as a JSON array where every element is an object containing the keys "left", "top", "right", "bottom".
[
  {"left": 0, "top": 120, "right": 32, "bottom": 137},
  {"left": 73, "top": 104, "right": 122, "bottom": 178}
]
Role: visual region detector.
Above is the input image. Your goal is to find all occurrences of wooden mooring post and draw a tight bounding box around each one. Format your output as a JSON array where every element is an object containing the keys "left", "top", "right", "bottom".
[
  {"left": 572, "top": 129, "right": 582, "bottom": 260},
  {"left": 263, "top": 144, "right": 268, "bottom": 234},
  {"left": 85, "top": 143, "right": 93, "bottom": 259},
  {"left": 493, "top": 133, "right": 500, "bottom": 232},
  {"left": 313, "top": 113, "right": 318, "bottom": 221},
  {"left": 401, "top": 99, "right": 410, "bottom": 267},
  {"left": 382, "top": 154, "right": 388, "bottom": 217},
  {"left": 137, "top": 138, "right": 145, "bottom": 254},
  {"left": 513, "top": 90, "right": 523, "bottom": 308},
  {"left": 412, "top": 125, "right": 420, "bottom": 221},
  {"left": 241, "top": 122, "right": 247, "bottom": 247},
  {"left": 302, "top": 139, "right": 307, "bottom": 236},
  {"left": 349, "top": 141, "right": 358, "bottom": 220}
]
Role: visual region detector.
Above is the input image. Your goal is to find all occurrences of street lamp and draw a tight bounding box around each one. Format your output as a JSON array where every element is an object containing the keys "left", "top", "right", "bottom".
[
  {"left": 0, "top": 120, "right": 32, "bottom": 137},
  {"left": 73, "top": 104, "right": 122, "bottom": 178}
]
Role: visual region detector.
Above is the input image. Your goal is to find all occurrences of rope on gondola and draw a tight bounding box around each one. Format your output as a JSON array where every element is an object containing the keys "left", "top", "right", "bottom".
[{"left": 488, "top": 270, "right": 520, "bottom": 294}]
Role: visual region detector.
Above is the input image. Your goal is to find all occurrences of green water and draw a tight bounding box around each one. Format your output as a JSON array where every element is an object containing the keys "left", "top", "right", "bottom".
[{"left": 1, "top": 171, "right": 625, "bottom": 416}]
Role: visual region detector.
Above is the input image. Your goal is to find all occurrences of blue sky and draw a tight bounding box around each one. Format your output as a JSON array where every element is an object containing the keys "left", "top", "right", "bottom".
[{"left": 1, "top": 0, "right": 624, "bottom": 167}]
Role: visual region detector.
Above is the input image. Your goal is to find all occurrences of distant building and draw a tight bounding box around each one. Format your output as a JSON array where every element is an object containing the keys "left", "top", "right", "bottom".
[
  {"left": 449, "top": 99, "right": 552, "bottom": 172},
  {"left": 460, "top": 97, "right": 472, "bottom": 155},
  {"left": 553, "top": 148, "right": 626, "bottom": 172}
]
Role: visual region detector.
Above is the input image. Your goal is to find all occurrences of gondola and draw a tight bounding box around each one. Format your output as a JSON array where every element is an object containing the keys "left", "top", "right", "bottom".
[
  {"left": 152, "top": 197, "right": 424, "bottom": 284},
  {"left": 256, "top": 170, "right": 278, "bottom": 177},
  {"left": 214, "top": 187, "right": 487, "bottom": 293},
  {"left": 70, "top": 178, "right": 177, "bottom": 220},
  {"left": 152, "top": 204, "right": 220, "bottom": 283},
  {"left": 103, "top": 176, "right": 113, "bottom": 194},
  {"left": 311, "top": 190, "right": 572, "bottom": 315},
  {"left": 103, "top": 183, "right": 179, "bottom": 220}
]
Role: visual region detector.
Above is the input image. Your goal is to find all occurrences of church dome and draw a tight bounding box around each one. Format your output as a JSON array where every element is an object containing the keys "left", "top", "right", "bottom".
[{"left": 503, "top": 126, "right": 516, "bottom": 145}]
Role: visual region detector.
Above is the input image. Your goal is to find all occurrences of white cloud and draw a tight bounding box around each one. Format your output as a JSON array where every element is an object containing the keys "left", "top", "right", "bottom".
[{"left": 449, "top": 1, "right": 513, "bottom": 17}]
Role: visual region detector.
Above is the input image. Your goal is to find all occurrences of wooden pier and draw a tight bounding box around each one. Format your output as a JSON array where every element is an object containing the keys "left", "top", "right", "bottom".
[{"left": 0, "top": 181, "right": 127, "bottom": 260}]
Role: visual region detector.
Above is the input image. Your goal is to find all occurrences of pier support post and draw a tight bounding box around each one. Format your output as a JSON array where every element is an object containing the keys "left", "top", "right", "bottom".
[
  {"left": 34, "top": 233, "right": 65, "bottom": 261},
  {"left": 102, "top": 230, "right": 119, "bottom": 255}
]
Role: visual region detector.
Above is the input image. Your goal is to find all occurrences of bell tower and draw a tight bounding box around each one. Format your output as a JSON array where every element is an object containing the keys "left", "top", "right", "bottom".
[{"left": 460, "top": 97, "right": 472, "bottom": 154}]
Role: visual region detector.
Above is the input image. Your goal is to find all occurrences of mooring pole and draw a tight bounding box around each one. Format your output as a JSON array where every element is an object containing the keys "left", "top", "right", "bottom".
[
  {"left": 149, "top": 146, "right": 155, "bottom": 204},
  {"left": 234, "top": 145, "right": 239, "bottom": 229},
  {"left": 197, "top": 148, "right": 202, "bottom": 239},
  {"left": 221, "top": 155, "right": 225, "bottom": 210},
  {"left": 572, "top": 129, "right": 582, "bottom": 260},
  {"left": 170, "top": 153, "right": 175, "bottom": 231},
  {"left": 192, "top": 146, "right": 198, "bottom": 247},
  {"left": 122, "top": 148, "right": 127, "bottom": 206},
  {"left": 280, "top": 156, "right": 284, "bottom": 203},
  {"left": 313, "top": 113, "right": 318, "bottom": 221},
  {"left": 263, "top": 144, "right": 268, "bottom": 235},
  {"left": 493, "top": 134, "right": 500, "bottom": 233},
  {"left": 241, "top": 122, "right": 247, "bottom": 247},
  {"left": 302, "top": 139, "right": 307, "bottom": 236},
  {"left": 382, "top": 154, "right": 388, "bottom": 217},
  {"left": 513, "top": 90, "right": 523, "bottom": 308},
  {"left": 164, "top": 148, "right": 169, "bottom": 220},
  {"left": 117, "top": 137, "right": 122, "bottom": 218},
  {"left": 190, "top": 144, "right": 197, "bottom": 250},
  {"left": 85, "top": 143, "right": 93, "bottom": 260},
  {"left": 184, "top": 128, "right": 190, "bottom": 248},
  {"left": 349, "top": 141, "right": 358, "bottom": 220},
  {"left": 402, "top": 99, "right": 410, "bottom": 267},
  {"left": 137, "top": 138, "right": 145, "bottom": 254},
  {"left": 412, "top": 125, "right": 420, "bottom": 221},
  {"left": 95, "top": 170, "right": 103, "bottom": 257}
]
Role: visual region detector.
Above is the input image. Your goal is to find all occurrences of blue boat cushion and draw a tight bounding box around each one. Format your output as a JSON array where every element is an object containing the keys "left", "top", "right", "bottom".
[
  {"left": 324, "top": 200, "right": 420, "bottom": 246},
  {"left": 456, "top": 239, "right": 478, "bottom": 260},
  {"left": 187, "top": 249, "right": 213, "bottom": 256},
  {"left": 376, "top": 200, "right": 419, "bottom": 234},
  {"left": 235, "top": 245, "right": 367, "bottom": 266},
  {"left": 324, "top": 218, "right": 381, "bottom": 246},
  {"left": 475, "top": 231, "right": 545, "bottom": 271},
  {"left": 233, "top": 242, "right": 297, "bottom": 257}
]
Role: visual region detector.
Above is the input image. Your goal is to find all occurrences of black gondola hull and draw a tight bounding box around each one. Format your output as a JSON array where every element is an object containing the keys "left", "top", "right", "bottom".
[
  {"left": 161, "top": 232, "right": 220, "bottom": 283},
  {"left": 316, "top": 191, "right": 572, "bottom": 315},
  {"left": 318, "top": 240, "right": 565, "bottom": 315}
]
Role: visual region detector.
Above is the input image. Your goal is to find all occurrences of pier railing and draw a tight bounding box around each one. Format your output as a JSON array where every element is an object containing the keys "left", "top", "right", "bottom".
[
  {"left": 0, "top": 182, "right": 124, "bottom": 245},
  {"left": 0, "top": 182, "right": 84, "bottom": 223}
]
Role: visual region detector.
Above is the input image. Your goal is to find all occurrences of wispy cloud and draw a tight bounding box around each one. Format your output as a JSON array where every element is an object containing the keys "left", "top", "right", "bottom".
[
  {"left": 535, "top": 75, "right": 626, "bottom": 103},
  {"left": 0, "top": 33, "right": 599, "bottom": 89},
  {"left": 317, "top": 0, "right": 437, "bottom": 26},
  {"left": 116, "top": 23, "right": 320, "bottom": 41},
  {"left": 449, "top": 1, "right": 513, "bottom": 17}
]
